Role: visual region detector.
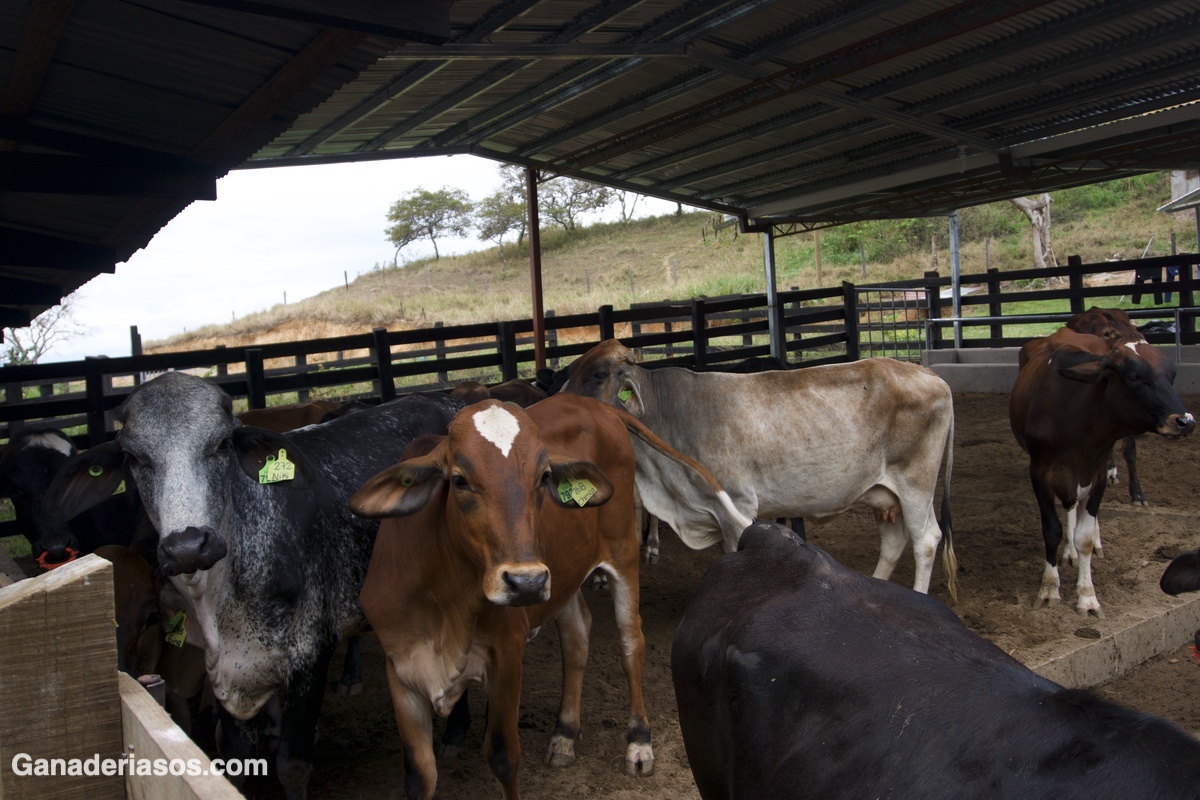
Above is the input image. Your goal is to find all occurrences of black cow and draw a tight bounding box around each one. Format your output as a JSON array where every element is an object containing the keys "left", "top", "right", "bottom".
[
  {"left": 46, "top": 372, "right": 462, "bottom": 799},
  {"left": 673, "top": 521, "right": 1200, "bottom": 800},
  {"left": 0, "top": 429, "right": 145, "bottom": 566},
  {"left": 1161, "top": 549, "right": 1200, "bottom": 657}
]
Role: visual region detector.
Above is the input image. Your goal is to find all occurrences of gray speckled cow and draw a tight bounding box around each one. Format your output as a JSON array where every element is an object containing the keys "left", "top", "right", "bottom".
[{"left": 47, "top": 372, "right": 461, "bottom": 799}]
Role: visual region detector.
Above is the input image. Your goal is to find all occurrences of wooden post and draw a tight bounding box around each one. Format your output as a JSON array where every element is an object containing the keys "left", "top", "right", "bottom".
[
  {"left": 215, "top": 344, "right": 228, "bottom": 378},
  {"left": 0, "top": 555, "right": 124, "bottom": 800},
  {"left": 525, "top": 168, "right": 547, "bottom": 371},
  {"left": 245, "top": 349, "right": 267, "bottom": 409},
  {"left": 130, "top": 326, "right": 143, "bottom": 386},
  {"left": 545, "top": 310, "right": 559, "bottom": 369},
  {"left": 987, "top": 268, "right": 1003, "bottom": 343},
  {"left": 433, "top": 321, "right": 448, "bottom": 384},
  {"left": 84, "top": 356, "right": 106, "bottom": 447},
  {"left": 598, "top": 305, "right": 615, "bottom": 341},
  {"left": 814, "top": 230, "right": 822, "bottom": 287},
  {"left": 371, "top": 328, "right": 396, "bottom": 402},
  {"left": 296, "top": 354, "right": 309, "bottom": 403},
  {"left": 842, "top": 282, "right": 860, "bottom": 362},
  {"left": 925, "top": 270, "right": 943, "bottom": 348},
  {"left": 497, "top": 321, "right": 518, "bottom": 382},
  {"left": 691, "top": 298, "right": 707, "bottom": 369},
  {"left": 1068, "top": 255, "right": 1084, "bottom": 314}
]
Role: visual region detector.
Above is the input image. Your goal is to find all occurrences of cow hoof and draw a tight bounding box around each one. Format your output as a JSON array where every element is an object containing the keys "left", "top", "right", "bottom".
[
  {"left": 591, "top": 571, "right": 609, "bottom": 591},
  {"left": 1034, "top": 594, "right": 1062, "bottom": 609},
  {"left": 1076, "top": 601, "right": 1104, "bottom": 619},
  {"left": 625, "top": 743, "right": 654, "bottom": 776},
  {"left": 1060, "top": 550, "right": 1079, "bottom": 567},
  {"left": 1093, "top": 545, "right": 1104, "bottom": 559},
  {"left": 335, "top": 681, "right": 362, "bottom": 696},
  {"left": 437, "top": 742, "right": 462, "bottom": 760},
  {"left": 347, "top": 682, "right": 362, "bottom": 696},
  {"left": 545, "top": 734, "right": 576, "bottom": 768},
  {"left": 643, "top": 547, "right": 659, "bottom": 565},
  {"left": 1131, "top": 497, "right": 1148, "bottom": 507}
]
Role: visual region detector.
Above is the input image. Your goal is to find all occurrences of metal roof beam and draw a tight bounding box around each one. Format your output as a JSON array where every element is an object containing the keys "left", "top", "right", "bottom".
[
  {"left": 278, "top": 0, "right": 546, "bottom": 157},
  {"left": 177, "top": 0, "right": 451, "bottom": 44},
  {"left": 0, "top": 277, "right": 64, "bottom": 306},
  {"left": 0, "top": 0, "right": 73, "bottom": 151},
  {"left": 0, "top": 153, "right": 217, "bottom": 199},
  {"left": 549, "top": 0, "right": 1058, "bottom": 173},
  {"left": 0, "top": 308, "right": 33, "bottom": 329},
  {"left": 0, "top": 227, "right": 117, "bottom": 272},
  {"left": 515, "top": 0, "right": 911, "bottom": 158},
  {"left": 429, "top": 0, "right": 775, "bottom": 151},
  {"left": 390, "top": 43, "right": 688, "bottom": 59}
]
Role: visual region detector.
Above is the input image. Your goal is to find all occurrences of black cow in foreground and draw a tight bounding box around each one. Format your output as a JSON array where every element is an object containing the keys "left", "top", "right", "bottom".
[
  {"left": 0, "top": 429, "right": 145, "bottom": 566},
  {"left": 673, "top": 521, "right": 1200, "bottom": 800},
  {"left": 46, "top": 372, "right": 462, "bottom": 799}
]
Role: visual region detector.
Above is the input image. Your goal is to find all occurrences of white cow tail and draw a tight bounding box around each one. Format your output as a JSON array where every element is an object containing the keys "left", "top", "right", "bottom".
[{"left": 940, "top": 407, "right": 958, "bottom": 605}]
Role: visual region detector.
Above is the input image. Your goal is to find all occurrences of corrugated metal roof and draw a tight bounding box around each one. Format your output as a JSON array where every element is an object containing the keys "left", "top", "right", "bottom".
[{"left": 4, "top": 0, "right": 1200, "bottom": 329}]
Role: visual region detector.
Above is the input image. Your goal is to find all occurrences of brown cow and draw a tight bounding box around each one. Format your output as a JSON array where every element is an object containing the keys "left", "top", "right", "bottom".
[
  {"left": 450, "top": 378, "right": 547, "bottom": 408},
  {"left": 1010, "top": 327, "right": 1194, "bottom": 616},
  {"left": 1064, "top": 306, "right": 1149, "bottom": 505},
  {"left": 351, "top": 394, "right": 746, "bottom": 800},
  {"left": 235, "top": 399, "right": 342, "bottom": 432}
]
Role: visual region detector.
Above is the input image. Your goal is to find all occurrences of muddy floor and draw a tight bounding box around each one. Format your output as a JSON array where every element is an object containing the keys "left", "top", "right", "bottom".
[{"left": 231, "top": 390, "right": 1200, "bottom": 799}]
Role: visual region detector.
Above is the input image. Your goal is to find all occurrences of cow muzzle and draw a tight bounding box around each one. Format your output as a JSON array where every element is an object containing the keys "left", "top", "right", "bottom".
[
  {"left": 158, "top": 526, "right": 228, "bottom": 575},
  {"left": 1158, "top": 413, "right": 1196, "bottom": 439},
  {"left": 492, "top": 565, "right": 551, "bottom": 607}
]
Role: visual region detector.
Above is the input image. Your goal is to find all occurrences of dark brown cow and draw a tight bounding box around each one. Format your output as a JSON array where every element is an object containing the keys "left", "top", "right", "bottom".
[
  {"left": 1010, "top": 327, "right": 1194, "bottom": 616},
  {"left": 351, "top": 394, "right": 744, "bottom": 800},
  {"left": 235, "top": 399, "right": 342, "bottom": 432},
  {"left": 449, "top": 378, "right": 547, "bottom": 408},
  {"left": 1065, "top": 306, "right": 1147, "bottom": 504}
]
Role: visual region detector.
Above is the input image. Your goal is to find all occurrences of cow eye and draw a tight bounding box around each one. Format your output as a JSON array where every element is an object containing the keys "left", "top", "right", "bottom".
[
  {"left": 218, "top": 437, "right": 233, "bottom": 452},
  {"left": 452, "top": 474, "right": 470, "bottom": 491},
  {"left": 593, "top": 370, "right": 608, "bottom": 380}
]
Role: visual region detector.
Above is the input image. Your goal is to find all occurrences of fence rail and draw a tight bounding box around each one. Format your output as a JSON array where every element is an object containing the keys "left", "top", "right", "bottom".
[{"left": 3, "top": 252, "right": 1198, "bottom": 454}]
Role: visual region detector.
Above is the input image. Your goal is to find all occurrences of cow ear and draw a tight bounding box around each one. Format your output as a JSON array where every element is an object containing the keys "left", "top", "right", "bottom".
[
  {"left": 546, "top": 458, "right": 614, "bottom": 508},
  {"left": 1057, "top": 352, "right": 1107, "bottom": 383},
  {"left": 232, "top": 426, "right": 311, "bottom": 487},
  {"left": 1161, "top": 549, "right": 1200, "bottom": 595},
  {"left": 350, "top": 453, "right": 445, "bottom": 519},
  {"left": 617, "top": 377, "right": 645, "bottom": 416},
  {"left": 44, "top": 441, "right": 126, "bottom": 521}
]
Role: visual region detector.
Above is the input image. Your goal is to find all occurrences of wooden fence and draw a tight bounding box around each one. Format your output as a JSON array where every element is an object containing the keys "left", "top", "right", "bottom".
[{"left": 2, "top": 251, "right": 1198, "bottom": 453}]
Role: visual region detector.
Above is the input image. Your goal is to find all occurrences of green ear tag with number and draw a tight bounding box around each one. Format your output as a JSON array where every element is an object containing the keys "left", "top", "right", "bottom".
[
  {"left": 164, "top": 610, "right": 187, "bottom": 648},
  {"left": 258, "top": 449, "right": 296, "bottom": 484},
  {"left": 557, "top": 478, "right": 596, "bottom": 507},
  {"left": 618, "top": 388, "right": 633, "bottom": 402}
]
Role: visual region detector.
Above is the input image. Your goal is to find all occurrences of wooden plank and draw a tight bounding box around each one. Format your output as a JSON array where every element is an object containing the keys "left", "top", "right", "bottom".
[
  {"left": 119, "top": 672, "right": 243, "bottom": 800},
  {"left": 0, "top": 555, "right": 123, "bottom": 799}
]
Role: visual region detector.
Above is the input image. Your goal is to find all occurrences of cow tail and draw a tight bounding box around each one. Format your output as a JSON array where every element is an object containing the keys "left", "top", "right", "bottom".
[{"left": 940, "top": 407, "right": 958, "bottom": 605}]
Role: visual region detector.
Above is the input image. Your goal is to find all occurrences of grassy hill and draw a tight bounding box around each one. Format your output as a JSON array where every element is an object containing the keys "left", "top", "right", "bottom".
[{"left": 151, "top": 172, "right": 1197, "bottom": 352}]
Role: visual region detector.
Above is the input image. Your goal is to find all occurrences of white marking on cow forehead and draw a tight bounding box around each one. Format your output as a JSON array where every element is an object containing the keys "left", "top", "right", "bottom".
[
  {"left": 28, "top": 432, "right": 73, "bottom": 456},
  {"left": 1124, "top": 340, "right": 1144, "bottom": 353},
  {"left": 472, "top": 405, "right": 521, "bottom": 457}
]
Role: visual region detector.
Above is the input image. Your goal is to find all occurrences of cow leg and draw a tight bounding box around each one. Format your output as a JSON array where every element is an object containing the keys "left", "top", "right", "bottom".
[
  {"left": 1031, "top": 470, "right": 1064, "bottom": 608},
  {"left": 1062, "top": 502, "right": 1079, "bottom": 566},
  {"left": 642, "top": 513, "right": 660, "bottom": 565},
  {"left": 599, "top": 563, "right": 654, "bottom": 776},
  {"left": 1105, "top": 445, "right": 1119, "bottom": 486},
  {"left": 276, "top": 645, "right": 334, "bottom": 800},
  {"left": 899, "top": 500, "right": 941, "bottom": 595},
  {"left": 1123, "top": 435, "right": 1145, "bottom": 508},
  {"left": 871, "top": 512, "right": 907, "bottom": 584},
  {"left": 335, "top": 634, "right": 363, "bottom": 696},
  {"left": 1073, "top": 479, "right": 1107, "bottom": 618},
  {"left": 482, "top": 644, "right": 525, "bottom": 800},
  {"left": 386, "top": 663, "right": 438, "bottom": 800},
  {"left": 546, "top": 590, "right": 591, "bottom": 768},
  {"left": 438, "top": 693, "right": 471, "bottom": 759}
]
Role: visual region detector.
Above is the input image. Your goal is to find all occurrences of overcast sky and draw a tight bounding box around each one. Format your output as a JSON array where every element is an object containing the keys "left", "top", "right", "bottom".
[{"left": 43, "top": 155, "right": 677, "bottom": 363}]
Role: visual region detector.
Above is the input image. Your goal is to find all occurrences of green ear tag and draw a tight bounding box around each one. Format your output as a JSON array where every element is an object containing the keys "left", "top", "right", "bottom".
[
  {"left": 112, "top": 480, "right": 126, "bottom": 496},
  {"left": 557, "top": 478, "right": 597, "bottom": 507},
  {"left": 88, "top": 465, "right": 104, "bottom": 477},
  {"left": 258, "top": 449, "right": 296, "bottom": 484},
  {"left": 164, "top": 610, "right": 187, "bottom": 648},
  {"left": 618, "top": 388, "right": 633, "bottom": 402}
]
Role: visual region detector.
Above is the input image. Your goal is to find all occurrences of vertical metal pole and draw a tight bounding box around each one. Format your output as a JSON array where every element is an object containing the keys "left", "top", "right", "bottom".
[
  {"left": 949, "top": 211, "right": 962, "bottom": 349},
  {"left": 763, "top": 229, "right": 786, "bottom": 362},
  {"left": 526, "top": 167, "right": 546, "bottom": 371}
]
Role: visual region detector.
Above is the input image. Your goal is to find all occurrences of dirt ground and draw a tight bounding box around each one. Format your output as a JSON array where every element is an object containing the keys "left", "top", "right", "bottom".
[{"left": 223, "top": 390, "right": 1200, "bottom": 800}]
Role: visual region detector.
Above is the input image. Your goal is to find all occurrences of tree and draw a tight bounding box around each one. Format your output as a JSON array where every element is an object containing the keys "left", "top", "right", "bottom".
[
  {"left": 497, "top": 165, "right": 529, "bottom": 247},
  {"left": 3, "top": 295, "right": 87, "bottom": 365},
  {"left": 385, "top": 186, "right": 473, "bottom": 263},
  {"left": 1008, "top": 193, "right": 1056, "bottom": 269},
  {"left": 475, "top": 189, "right": 526, "bottom": 271},
  {"left": 616, "top": 190, "right": 642, "bottom": 223},
  {"left": 540, "top": 177, "right": 614, "bottom": 233}
]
